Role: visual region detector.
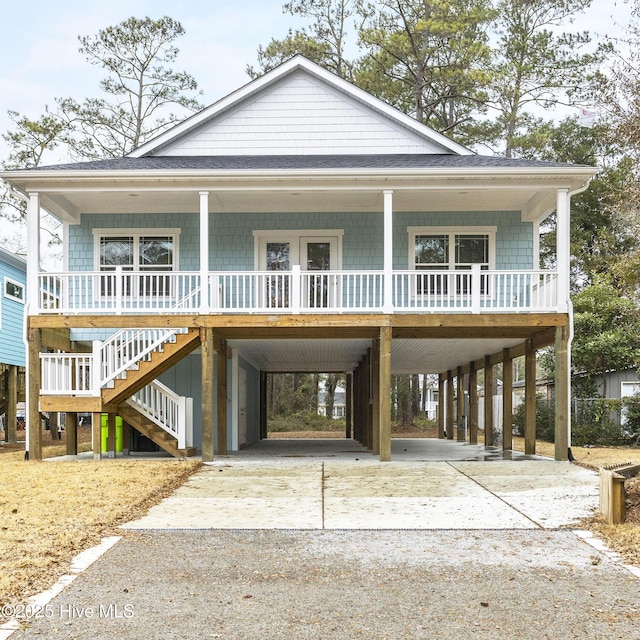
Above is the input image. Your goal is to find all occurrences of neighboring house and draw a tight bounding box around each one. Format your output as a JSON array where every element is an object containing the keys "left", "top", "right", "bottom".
[
  {"left": 0, "top": 246, "right": 26, "bottom": 442},
  {"left": 1, "top": 56, "right": 596, "bottom": 461},
  {"left": 318, "top": 389, "right": 346, "bottom": 419}
]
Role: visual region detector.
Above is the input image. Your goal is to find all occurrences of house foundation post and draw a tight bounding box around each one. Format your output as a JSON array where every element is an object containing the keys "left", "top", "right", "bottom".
[
  {"left": 364, "top": 348, "right": 372, "bottom": 450},
  {"left": 106, "top": 412, "right": 116, "bottom": 459},
  {"left": 345, "top": 373, "right": 353, "bottom": 439},
  {"left": 555, "top": 325, "right": 570, "bottom": 461},
  {"left": 27, "top": 327, "right": 42, "bottom": 460},
  {"left": 353, "top": 365, "right": 361, "bottom": 443},
  {"left": 200, "top": 327, "right": 215, "bottom": 462},
  {"left": 217, "top": 338, "right": 228, "bottom": 455},
  {"left": 379, "top": 326, "right": 392, "bottom": 462},
  {"left": 502, "top": 349, "right": 513, "bottom": 451},
  {"left": 484, "top": 356, "right": 494, "bottom": 447},
  {"left": 121, "top": 420, "right": 130, "bottom": 456},
  {"left": 6, "top": 365, "right": 17, "bottom": 444},
  {"left": 469, "top": 362, "right": 478, "bottom": 445},
  {"left": 65, "top": 412, "right": 78, "bottom": 456},
  {"left": 446, "top": 370, "right": 454, "bottom": 440},
  {"left": 456, "top": 367, "right": 465, "bottom": 442},
  {"left": 525, "top": 340, "right": 537, "bottom": 455},
  {"left": 260, "top": 371, "right": 267, "bottom": 440},
  {"left": 371, "top": 340, "right": 380, "bottom": 455},
  {"left": 437, "top": 373, "right": 445, "bottom": 439},
  {"left": 92, "top": 412, "right": 102, "bottom": 461}
]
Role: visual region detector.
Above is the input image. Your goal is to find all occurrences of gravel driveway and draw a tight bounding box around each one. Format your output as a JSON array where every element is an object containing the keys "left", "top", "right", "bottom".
[{"left": 8, "top": 529, "right": 640, "bottom": 640}]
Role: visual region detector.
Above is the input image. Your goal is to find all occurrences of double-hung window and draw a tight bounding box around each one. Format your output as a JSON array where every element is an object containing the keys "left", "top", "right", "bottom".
[
  {"left": 409, "top": 227, "right": 495, "bottom": 296},
  {"left": 94, "top": 230, "right": 179, "bottom": 299}
]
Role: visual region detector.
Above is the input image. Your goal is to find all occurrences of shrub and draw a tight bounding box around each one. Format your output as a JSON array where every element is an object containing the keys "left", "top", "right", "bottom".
[
  {"left": 513, "top": 395, "right": 555, "bottom": 442},
  {"left": 269, "top": 411, "right": 345, "bottom": 432}
]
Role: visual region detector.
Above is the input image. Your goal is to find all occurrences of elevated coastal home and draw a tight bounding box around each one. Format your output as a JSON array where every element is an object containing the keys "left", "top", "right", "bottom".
[
  {"left": 1, "top": 56, "right": 595, "bottom": 461},
  {"left": 0, "top": 246, "right": 26, "bottom": 443}
]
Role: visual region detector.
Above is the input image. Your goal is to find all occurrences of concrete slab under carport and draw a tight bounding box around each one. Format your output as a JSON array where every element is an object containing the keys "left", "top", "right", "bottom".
[{"left": 123, "top": 438, "right": 599, "bottom": 531}]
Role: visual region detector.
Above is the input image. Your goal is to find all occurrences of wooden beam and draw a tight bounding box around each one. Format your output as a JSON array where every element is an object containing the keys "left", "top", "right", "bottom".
[
  {"left": 65, "top": 412, "right": 78, "bottom": 456},
  {"left": 555, "top": 325, "right": 569, "bottom": 461},
  {"left": 484, "top": 356, "right": 494, "bottom": 447},
  {"left": 217, "top": 339, "right": 228, "bottom": 456},
  {"left": 200, "top": 327, "right": 215, "bottom": 462},
  {"left": 40, "top": 396, "right": 103, "bottom": 412},
  {"left": 27, "top": 327, "right": 42, "bottom": 461},
  {"left": 469, "top": 362, "right": 478, "bottom": 445},
  {"left": 525, "top": 341, "right": 537, "bottom": 455},
  {"left": 92, "top": 412, "right": 102, "bottom": 461},
  {"left": 437, "top": 373, "right": 445, "bottom": 439},
  {"left": 6, "top": 365, "right": 17, "bottom": 444},
  {"left": 502, "top": 349, "right": 513, "bottom": 451},
  {"left": 379, "top": 326, "right": 392, "bottom": 462}
]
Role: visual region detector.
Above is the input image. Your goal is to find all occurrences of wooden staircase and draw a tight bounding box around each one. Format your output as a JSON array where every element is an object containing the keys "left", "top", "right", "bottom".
[
  {"left": 102, "top": 328, "right": 200, "bottom": 410},
  {"left": 118, "top": 404, "right": 197, "bottom": 458}
]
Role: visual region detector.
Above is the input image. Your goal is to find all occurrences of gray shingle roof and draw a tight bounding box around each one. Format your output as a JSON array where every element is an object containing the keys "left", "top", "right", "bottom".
[{"left": 22, "top": 154, "right": 588, "bottom": 172}]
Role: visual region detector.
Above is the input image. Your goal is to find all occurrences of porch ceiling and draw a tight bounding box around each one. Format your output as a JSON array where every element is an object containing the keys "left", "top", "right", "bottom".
[{"left": 228, "top": 336, "right": 526, "bottom": 375}]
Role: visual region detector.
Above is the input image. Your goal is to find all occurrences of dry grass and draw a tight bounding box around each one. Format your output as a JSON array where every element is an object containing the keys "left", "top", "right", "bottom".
[{"left": 0, "top": 428, "right": 202, "bottom": 612}]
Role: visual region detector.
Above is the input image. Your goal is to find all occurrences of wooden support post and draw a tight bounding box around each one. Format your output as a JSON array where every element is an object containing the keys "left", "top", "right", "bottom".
[
  {"left": 555, "top": 325, "right": 570, "bottom": 461},
  {"left": 362, "top": 352, "right": 371, "bottom": 449},
  {"left": 379, "top": 326, "right": 392, "bottom": 462},
  {"left": 217, "top": 339, "right": 228, "bottom": 455},
  {"left": 437, "top": 373, "right": 445, "bottom": 439},
  {"left": 469, "top": 362, "right": 478, "bottom": 445},
  {"left": 457, "top": 367, "right": 465, "bottom": 442},
  {"left": 371, "top": 340, "right": 380, "bottom": 455},
  {"left": 502, "top": 349, "right": 513, "bottom": 451},
  {"left": 260, "top": 371, "right": 267, "bottom": 439},
  {"left": 484, "top": 356, "right": 494, "bottom": 447},
  {"left": 65, "top": 412, "right": 78, "bottom": 456},
  {"left": 346, "top": 373, "right": 353, "bottom": 439},
  {"left": 446, "top": 370, "right": 454, "bottom": 440},
  {"left": 353, "top": 366, "right": 361, "bottom": 442},
  {"left": 106, "top": 412, "right": 116, "bottom": 459},
  {"left": 7, "top": 365, "right": 17, "bottom": 444},
  {"left": 92, "top": 412, "right": 102, "bottom": 461},
  {"left": 27, "top": 327, "right": 42, "bottom": 460},
  {"left": 121, "top": 420, "right": 130, "bottom": 455},
  {"left": 200, "top": 327, "right": 215, "bottom": 462},
  {"left": 525, "top": 340, "right": 537, "bottom": 455}
]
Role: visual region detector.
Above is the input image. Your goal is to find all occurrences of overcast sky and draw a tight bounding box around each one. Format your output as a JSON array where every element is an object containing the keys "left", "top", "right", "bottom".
[{"left": 0, "top": 0, "right": 633, "bottom": 160}]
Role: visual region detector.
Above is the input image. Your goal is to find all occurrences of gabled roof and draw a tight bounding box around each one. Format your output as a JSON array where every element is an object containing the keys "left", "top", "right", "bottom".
[
  {"left": 129, "top": 55, "right": 473, "bottom": 158},
  {"left": 0, "top": 246, "right": 26, "bottom": 273}
]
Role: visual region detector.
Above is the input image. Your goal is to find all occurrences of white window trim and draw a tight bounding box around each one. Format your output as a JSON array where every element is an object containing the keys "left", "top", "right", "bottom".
[
  {"left": 92, "top": 228, "right": 181, "bottom": 271},
  {"left": 4, "top": 277, "right": 25, "bottom": 304},
  {"left": 407, "top": 226, "right": 497, "bottom": 270},
  {"left": 253, "top": 229, "right": 344, "bottom": 270}
]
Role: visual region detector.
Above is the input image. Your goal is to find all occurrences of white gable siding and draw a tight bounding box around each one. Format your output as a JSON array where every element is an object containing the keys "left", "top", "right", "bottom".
[{"left": 159, "top": 73, "right": 446, "bottom": 156}]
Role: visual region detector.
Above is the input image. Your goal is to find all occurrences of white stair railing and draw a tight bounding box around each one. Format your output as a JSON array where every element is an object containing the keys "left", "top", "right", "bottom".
[{"left": 125, "top": 380, "right": 193, "bottom": 450}]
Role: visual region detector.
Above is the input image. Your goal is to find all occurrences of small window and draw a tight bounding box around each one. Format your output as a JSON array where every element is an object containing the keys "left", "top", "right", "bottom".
[{"left": 5, "top": 278, "right": 25, "bottom": 303}]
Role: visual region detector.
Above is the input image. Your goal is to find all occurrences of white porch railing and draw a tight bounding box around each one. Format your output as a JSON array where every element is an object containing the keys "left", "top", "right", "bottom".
[
  {"left": 38, "top": 268, "right": 558, "bottom": 314},
  {"left": 125, "top": 380, "right": 193, "bottom": 450},
  {"left": 40, "top": 354, "right": 94, "bottom": 395},
  {"left": 392, "top": 268, "right": 558, "bottom": 313},
  {"left": 39, "top": 270, "right": 200, "bottom": 314}
]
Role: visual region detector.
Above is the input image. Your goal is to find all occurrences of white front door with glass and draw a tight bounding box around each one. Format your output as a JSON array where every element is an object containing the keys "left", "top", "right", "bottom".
[{"left": 256, "top": 231, "right": 341, "bottom": 310}]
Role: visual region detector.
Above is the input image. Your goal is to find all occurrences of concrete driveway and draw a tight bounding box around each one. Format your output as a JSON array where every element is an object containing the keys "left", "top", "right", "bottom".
[{"left": 123, "top": 439, "right": 599, "bottom": 531}]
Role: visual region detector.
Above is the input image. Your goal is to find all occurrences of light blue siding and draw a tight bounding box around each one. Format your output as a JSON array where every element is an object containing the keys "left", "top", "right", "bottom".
[
  {"left": 0, "top": 258, "right": 26, "bottom": 366},
  {"left": 69, "top": 209, "right": 533, "bottom": 273}
]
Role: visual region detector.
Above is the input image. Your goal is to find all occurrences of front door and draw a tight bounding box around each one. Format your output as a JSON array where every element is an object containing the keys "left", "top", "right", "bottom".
[{"left": 300, "top": 237, "right": 337, "bottom": 308}]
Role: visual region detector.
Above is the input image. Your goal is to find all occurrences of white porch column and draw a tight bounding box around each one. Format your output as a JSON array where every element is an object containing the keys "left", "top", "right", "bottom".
[
  {"left": 383, "top": 190, "right": 393, "bottom": 313},
  {"left": 556, "top": 188, "right": 570, "bottom": 312},
  {"left": 199, "top": 191, "right": 210, "bottom": 312},
  {"left": 27, "top": 192, "right": 41, "bottom": 312}
]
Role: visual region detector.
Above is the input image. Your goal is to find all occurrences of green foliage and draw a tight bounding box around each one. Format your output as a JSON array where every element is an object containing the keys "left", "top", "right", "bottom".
[
  {"left": 513, "top": 395, "right": 555, "bottom": 442},
  {"left": 357, "top": 0, "right": 497, "bottom": 144},
  {"left": 571, "top": 398, "right": 626, "bottom": 446},
  {"left": 571, "top": 276, "right": 640, "bottom": 396},
  {"left": 269, "top": 411, "right": 345, "bottom": 432}
]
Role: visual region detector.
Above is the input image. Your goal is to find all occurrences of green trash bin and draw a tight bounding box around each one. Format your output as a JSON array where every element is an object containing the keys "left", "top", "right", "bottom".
[{"left": 101, "top": 414, "right": 124, "bottom": 453}]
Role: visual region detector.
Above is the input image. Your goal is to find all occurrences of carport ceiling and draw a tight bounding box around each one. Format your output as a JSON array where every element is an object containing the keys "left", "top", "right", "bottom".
[{"left": 228, "top": 336, "right": 525, "bottom": 374}]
